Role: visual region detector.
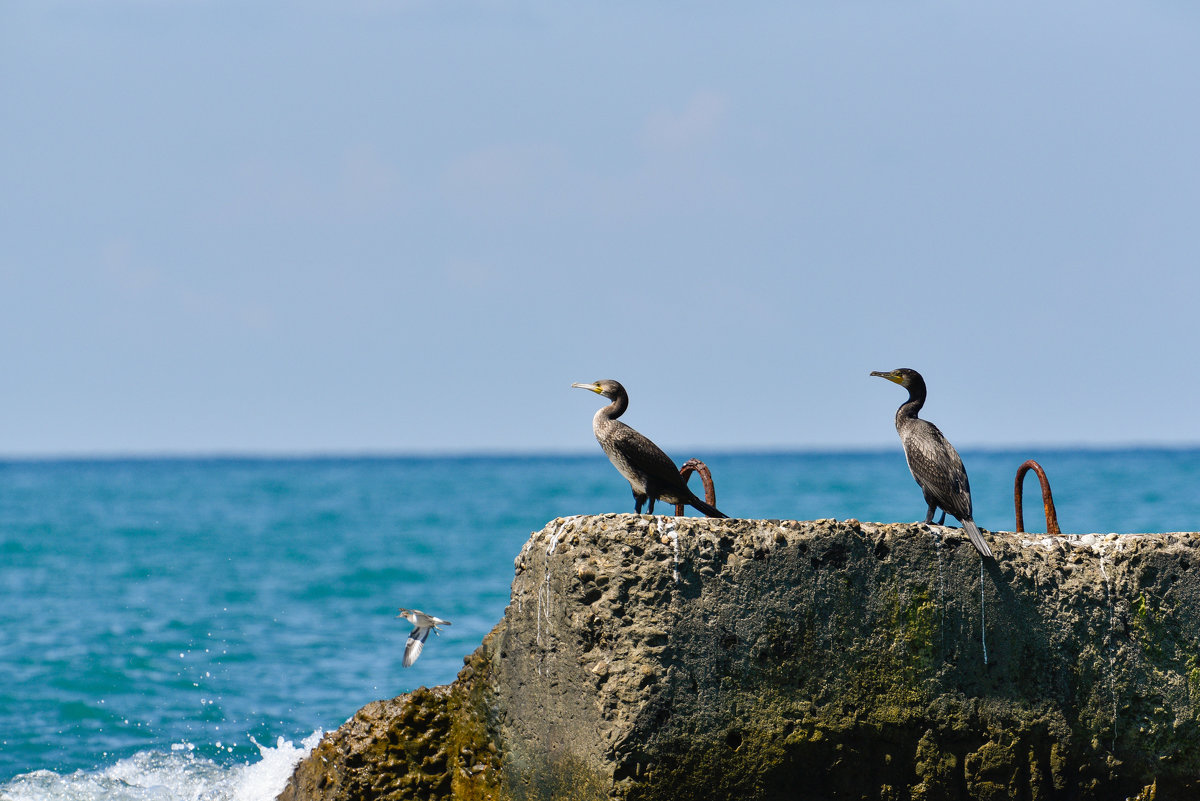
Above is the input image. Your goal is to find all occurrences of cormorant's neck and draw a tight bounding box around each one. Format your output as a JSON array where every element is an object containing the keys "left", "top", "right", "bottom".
[
  {"left": 897, "top": 381, "right": 926, "bottom": 421},
  {"left": 600, "top": 392, "right": 628, "bottom": 420}
]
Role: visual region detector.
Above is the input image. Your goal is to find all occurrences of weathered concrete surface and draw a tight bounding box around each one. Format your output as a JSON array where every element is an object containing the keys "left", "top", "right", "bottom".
[{"left": 278, "top": 516, "right": 1200, "bottom": 801}]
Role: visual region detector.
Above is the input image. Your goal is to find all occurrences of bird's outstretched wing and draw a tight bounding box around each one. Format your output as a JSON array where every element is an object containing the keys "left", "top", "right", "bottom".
[{"left": 403, "top": 626, "right": 432, "bottom": 668}]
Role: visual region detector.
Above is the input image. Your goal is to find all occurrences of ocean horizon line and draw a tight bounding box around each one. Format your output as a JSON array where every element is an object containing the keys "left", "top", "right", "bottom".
[{"left": 2, "top": 441, "right": 1200, "bottom": 464}]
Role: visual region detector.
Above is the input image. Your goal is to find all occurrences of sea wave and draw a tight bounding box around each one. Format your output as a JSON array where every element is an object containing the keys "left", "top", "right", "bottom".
[{"left": 0, "top": 732, "right": 321, "bottom": 801}]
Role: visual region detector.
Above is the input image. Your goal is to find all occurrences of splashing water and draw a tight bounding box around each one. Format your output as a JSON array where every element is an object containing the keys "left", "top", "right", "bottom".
[{"left": 0, "top": 733, "right": 321, "bottom": 801}]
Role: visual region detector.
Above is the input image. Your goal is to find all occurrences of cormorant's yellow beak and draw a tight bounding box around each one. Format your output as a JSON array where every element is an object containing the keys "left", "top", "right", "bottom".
[
  {"left": 571, "top": 382, "right": 602, "bottom": 394},
  {"left": 869, "top": 370, "right": 903, "bottom": 386}
]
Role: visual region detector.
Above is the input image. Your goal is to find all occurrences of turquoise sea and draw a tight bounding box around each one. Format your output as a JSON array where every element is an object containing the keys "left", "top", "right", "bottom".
[{"left": 3, "top": 449, "right": 1200, "bottom": 799}]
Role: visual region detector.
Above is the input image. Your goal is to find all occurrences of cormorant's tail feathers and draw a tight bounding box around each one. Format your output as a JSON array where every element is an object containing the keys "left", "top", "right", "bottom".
[
  {"left": 962, "top": 518, "right": 993, "bottom": 558},
  {"left": 690, "top": 497, "right": 728, "bottom": 519}
]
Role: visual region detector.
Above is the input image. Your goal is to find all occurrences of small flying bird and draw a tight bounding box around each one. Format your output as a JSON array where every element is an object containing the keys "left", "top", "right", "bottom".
[
  {"left": 572, "top": 379, "right": 727, "bottom": 518},
  {"left": 870, "top": 367, "right": 993, "bottom": 558},
  {"left": 396, "top": 607, "right": 451, "bottom": 667}
]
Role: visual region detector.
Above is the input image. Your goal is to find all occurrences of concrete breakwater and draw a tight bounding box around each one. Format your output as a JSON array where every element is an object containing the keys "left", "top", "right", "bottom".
[{"left": 278, "top": 515, "right": 1200, "bottom": 800}]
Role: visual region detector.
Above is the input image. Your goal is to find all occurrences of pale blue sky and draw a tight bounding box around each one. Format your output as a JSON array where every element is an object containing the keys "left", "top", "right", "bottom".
[{"left": 2, "top": 1, "right": 1199, "bottom": 456}]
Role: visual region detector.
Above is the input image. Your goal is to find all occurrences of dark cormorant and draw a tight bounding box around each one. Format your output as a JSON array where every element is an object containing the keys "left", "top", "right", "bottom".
[
  {"left": 870, "top": 368, "right": 992, "bottom": 558},
  {"left": 396, "top": 607, "right": 451, "bottom": 668},
  {"left": 572, "top": 379, "right": 727, "bottom": 518}
]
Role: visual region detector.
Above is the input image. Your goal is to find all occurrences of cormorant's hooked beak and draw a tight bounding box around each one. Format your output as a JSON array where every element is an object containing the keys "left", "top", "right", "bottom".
[
  {"left": 870, "top": 370, "right": 904, "bottom": 386},
  {"left": 571, "top": 382, "right": 602, "bottom": 394}
]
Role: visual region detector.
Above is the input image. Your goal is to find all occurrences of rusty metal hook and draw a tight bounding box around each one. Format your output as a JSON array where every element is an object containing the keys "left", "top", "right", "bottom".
[
  {"left": 1014, "top": 459, "right": 1061, "bottom": 535},
  {"left": 675, "top": 458, "right": 717, "bottom": 517}
]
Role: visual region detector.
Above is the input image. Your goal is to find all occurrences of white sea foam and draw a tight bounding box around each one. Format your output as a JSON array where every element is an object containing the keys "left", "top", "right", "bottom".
[{"left": 0, "top": 732, "right": 322, "bottom": 801}]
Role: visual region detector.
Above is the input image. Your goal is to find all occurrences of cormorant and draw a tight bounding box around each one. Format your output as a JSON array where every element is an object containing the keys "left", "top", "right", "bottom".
[
  {"left": 396, "top": 607, "right": 451, "bottom": 667},
  {"left": 870, "top": 368, "right": 992, "bottom": 558},
  {"left": 572, "top": 380, "right": 727, "bottom": 518}
]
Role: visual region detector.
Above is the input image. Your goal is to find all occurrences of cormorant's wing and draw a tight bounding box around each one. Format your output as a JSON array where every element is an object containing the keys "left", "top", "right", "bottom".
[
  {"left": 901, "top": 419, "right": 973, "bottom": 520},
  {"left": 608, "top": 423, "right": 691, "bottom": 492}
]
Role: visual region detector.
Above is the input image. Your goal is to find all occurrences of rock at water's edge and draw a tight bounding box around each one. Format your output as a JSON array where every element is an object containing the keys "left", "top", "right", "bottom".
[{"left": 279, "top": 516, "right": 1200, "bottom": 801}]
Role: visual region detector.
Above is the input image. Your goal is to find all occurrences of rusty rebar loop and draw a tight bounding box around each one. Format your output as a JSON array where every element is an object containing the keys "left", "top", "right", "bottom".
[
  {"left": 1014, "top": 459, "right": 1061, "bottom": 536},
  {"left": 675, "top": 458, "right": 717, "bottom": 517}
]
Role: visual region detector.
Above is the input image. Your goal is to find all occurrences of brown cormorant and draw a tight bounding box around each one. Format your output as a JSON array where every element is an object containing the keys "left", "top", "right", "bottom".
[
  {"left": 396, "top": 607, "right": 451, "bottom": 667},
  {"left": 870, "top": 368, "right": 992, "bottom": 558},
  {"left": 572, "top": 380, "right": 727, "bottom": 518}
]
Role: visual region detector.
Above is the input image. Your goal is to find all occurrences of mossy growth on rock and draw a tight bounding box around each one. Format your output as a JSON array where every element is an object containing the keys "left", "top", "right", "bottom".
[{"left": 280, "top": 517, "right": 1200, "bottom": 801}]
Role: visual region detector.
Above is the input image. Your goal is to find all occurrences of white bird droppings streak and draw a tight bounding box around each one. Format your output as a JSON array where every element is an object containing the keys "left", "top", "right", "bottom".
[
  {"left": 658, "top": 518, "right": 680, "bottom": 583},
  {"left": 980, "top": 556, "right": 988, "bottom": 666},
  {"left": 536, "top": 519, "right": 571, "bottom": 665}
]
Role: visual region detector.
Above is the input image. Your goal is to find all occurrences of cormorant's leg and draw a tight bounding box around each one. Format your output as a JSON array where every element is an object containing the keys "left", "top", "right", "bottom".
[
  {"left": 924, "top": 501, "right": 937, "bottom": 524},
  {"left": 935, "top": 509, "right": 946, "bottom": 525},
  {"left": 634, "top": 490, "right": 645, "bottom": 514},
  {"left": 643, "top": 477, "right": 657, "bottom": 515}
]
